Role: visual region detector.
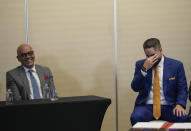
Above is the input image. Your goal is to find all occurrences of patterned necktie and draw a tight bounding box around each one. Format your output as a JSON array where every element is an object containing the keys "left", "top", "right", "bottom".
[
  {"left": 28, "top": 70, "right": 41, "bottom": 99},
  {"left": 153, "top": 66, "right": 161, "bottom": 120}
]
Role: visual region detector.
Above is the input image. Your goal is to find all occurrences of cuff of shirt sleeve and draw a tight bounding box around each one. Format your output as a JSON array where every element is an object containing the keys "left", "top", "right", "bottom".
[{"left": 141, "top": 70, "right": 147, "bottom": 77}]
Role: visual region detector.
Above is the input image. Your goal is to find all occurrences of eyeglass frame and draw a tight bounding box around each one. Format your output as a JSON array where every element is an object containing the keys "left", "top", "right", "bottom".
[{"left": 19, "top": 50, "right": 34, "bottom": 58}]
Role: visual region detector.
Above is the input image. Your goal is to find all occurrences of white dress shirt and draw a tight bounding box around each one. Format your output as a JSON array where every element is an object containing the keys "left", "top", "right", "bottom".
[
  {"left": 23, "top": 66, "right": 43, "bottom": 99},
  {"left": 141, "top": 56, "right": 168, "bottom": 105}
]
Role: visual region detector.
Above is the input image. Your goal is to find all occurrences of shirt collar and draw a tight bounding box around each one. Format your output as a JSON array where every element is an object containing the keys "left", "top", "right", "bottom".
[
  {"left": 23, "top": 65, "right": 36, "bottom": 73},
  {"left": 158, "top": 55, "right": 164, "bottom": 68}
]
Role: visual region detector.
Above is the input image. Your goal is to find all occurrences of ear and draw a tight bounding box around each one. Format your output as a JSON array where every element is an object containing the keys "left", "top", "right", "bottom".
[
  {"left": 160, "top": 48, "right": 162, "bottom": 52},
  {"left": 17, "top": 56, "right": 21, "bottom": 62}
]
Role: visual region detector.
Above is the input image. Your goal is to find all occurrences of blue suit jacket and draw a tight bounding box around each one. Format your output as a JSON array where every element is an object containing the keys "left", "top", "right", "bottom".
[{"left": 131, "top": 56, "right": 188, "bottom": 108}]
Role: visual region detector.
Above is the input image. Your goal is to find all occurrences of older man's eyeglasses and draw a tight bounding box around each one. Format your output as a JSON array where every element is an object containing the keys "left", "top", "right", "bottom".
[{"left": 20, "top": 51, "right": 34, "bottom": 58}]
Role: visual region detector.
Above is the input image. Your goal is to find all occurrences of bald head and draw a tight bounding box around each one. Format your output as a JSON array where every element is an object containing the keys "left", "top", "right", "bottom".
[
  {"left": 17, "top": 44, "right": 32, "bottom": 56},
  {"left": 17, "top": 43, "right": 35, "bottom": 68}
]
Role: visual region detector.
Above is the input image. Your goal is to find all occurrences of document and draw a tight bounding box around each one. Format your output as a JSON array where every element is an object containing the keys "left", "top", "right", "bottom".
[{"left": 133, "top": 121, "right": 191, "bottom": 129}]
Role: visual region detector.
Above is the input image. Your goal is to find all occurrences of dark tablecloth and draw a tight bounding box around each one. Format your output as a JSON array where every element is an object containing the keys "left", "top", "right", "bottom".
[{"left": 0, "top": 95, "right": 111, "bottom": 131}]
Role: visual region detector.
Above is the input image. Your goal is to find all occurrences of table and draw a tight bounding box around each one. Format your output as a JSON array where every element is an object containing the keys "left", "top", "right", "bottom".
[
  {"left": 129, "top": 121, "right": 191, "bottom": 131},
  {"left": 0, "top": 95, "right": 111, "bottom": 131}
]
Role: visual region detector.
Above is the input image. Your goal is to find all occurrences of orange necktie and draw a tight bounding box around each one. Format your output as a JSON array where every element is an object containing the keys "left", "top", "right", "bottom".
[{"left": 153, "top": 66, "right": 161, "bottom": 120}]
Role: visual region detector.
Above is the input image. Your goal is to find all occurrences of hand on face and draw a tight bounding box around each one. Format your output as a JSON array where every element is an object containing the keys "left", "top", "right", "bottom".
[{"left": 143, "top": 48, "right": 162, "bottom": 71}]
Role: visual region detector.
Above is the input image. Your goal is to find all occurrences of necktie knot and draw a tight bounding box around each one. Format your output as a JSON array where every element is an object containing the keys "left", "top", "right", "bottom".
[
  {"left": 154, "top": 66, "right": 158, "bottom": 73},
  {"left": 28, "top": 69, "right": 33, "bottom": 74}
]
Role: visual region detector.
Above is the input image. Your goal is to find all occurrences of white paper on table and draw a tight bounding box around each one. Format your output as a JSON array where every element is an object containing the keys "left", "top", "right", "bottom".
[
  {"left": 132, "top": 121, "right": 167, "bottom": 128},
  {"left": 169, "top": 123, "right": 191, "bottom": 129}
]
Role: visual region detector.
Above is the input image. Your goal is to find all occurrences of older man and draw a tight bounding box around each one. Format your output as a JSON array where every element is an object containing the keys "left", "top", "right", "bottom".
[{"left": 6, "top": 44, "right": 56, "bottom": 101}]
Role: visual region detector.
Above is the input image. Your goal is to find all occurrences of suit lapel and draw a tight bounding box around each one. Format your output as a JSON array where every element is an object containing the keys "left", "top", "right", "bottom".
[
  {"left": 35, "top": 65, "right": 45, "bottom": 93},
  {"left": 146, "top": 69, "right": 153, "bottom": 93},
  {"left": 18, "top": 66, "right": 31, "bottom": 99},
  {"left": 147, "top": 69, "right": 152, "bottom": 82},
  {"left": 163, "top": 56, "right": 171, "bottom": 93}
]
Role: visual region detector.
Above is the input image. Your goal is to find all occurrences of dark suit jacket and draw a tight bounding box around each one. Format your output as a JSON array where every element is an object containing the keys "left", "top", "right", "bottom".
[
  {"left": 131, "top": 56, "right": 188, "bottom": 108},
  {"left": 6, "top": 64, "right": 55, "bottom": 101}
]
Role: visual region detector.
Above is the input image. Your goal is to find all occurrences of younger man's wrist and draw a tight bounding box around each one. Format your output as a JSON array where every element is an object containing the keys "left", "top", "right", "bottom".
[{"left": 141, "top": 66, "right": 147, "bottom": 72}]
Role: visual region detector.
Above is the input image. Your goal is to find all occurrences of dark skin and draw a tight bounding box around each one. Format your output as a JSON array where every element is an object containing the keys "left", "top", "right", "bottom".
[
  {"left": 17, "top": 44, "right": 35, "bottom": 69},
  {"left": 143, "top": 47, "right": 186, "bottom": 117}
]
